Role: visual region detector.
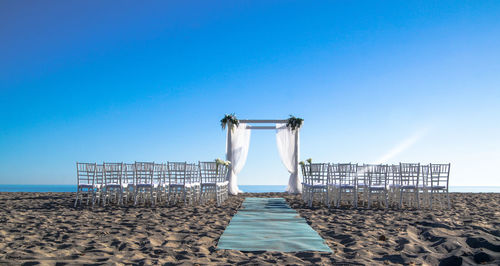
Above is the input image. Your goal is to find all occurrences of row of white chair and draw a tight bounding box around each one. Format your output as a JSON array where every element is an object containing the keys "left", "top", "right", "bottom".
[
  {"left": 74, "top": 161, "right": 229, "bottom": 207},
  {"left": 301, "top": 163, "right": 451, "bottom": 209}
]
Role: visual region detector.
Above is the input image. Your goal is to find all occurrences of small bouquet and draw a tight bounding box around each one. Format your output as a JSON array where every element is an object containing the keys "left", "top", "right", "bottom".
[{"left": 215, "top": 158, "right": 231, "bottom": 175}]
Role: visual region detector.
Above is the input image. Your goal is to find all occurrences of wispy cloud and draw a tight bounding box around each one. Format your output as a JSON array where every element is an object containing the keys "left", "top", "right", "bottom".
[{"left": 373, "top": 128, "right": 430, "bottom": 164}]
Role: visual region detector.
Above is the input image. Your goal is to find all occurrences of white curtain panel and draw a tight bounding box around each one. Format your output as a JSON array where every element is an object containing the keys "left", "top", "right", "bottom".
[
  {"left": 276, "top": 123, "right": 302, "bottom": 194},
  {"left": 227, "top": 123, "right": 251, "bottom": 195}
]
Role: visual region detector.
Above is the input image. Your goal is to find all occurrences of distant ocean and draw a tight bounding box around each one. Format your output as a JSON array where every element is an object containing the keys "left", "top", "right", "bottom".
[{"left": 0, "top": 185, "right": 500, "bottom": 193}]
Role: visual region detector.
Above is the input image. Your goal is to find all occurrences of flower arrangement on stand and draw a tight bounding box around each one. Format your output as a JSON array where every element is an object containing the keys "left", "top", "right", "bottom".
[
  {"left": 220, "top": 113, "right": 239, "bottom": 131},
  {"left": 286, "top": 115, "right": 304, "bottom": 131}
]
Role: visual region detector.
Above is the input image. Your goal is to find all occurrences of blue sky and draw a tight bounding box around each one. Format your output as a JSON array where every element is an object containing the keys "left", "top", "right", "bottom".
[{"left": 1, "top": 1, "right": 499, "bottom": 186}]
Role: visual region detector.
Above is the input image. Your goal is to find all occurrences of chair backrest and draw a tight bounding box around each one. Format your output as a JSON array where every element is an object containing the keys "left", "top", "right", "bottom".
[
  {"left": 168, "top": 162, "right": 187, "bottom": 185},
  {"left": 123, "top": 163, "right": 135, "bottom": 185},
  {"left": 337, "top": 163, "right": 358, "bottom": 186},
  {"left": 356, "top": 164, "right": 368, "bottom": 186},
  {"left": 135, "top": 161, "right": 154, "bottom": 185},
  {"left": 76, "top": 162, "right": 96, "bottom": 186},
  {"left": 388, "top": 164, "right": 400, "bottom": 186},
  {"left": 103, "top": 162, "right": 122, "bottom": 185},
  {"left": 153, "top": 163, "right": 165, "bottom": 185},
  {"left": 328, "top": 163, "right": 338, "bottom": 185},
  {"left": 95, "top": 164, "right": 104, "bottom": 186},
  {"left": 420, "top": 164, "right": 430, "bottom": 187},
  {"left": 185, "top": 163, "right": 199, "bottom": 184},
  {"left": 308, "top": 163, "right": 329, "bottom": 185},
  {"left": 217, "top": 164, "right": 228, "bottom": 183},
  {"left": 400, "top": 163, "right": 420, "bottom": 186},
  {"left": 364, "top": 164, "right": 388, "bottom": 187},
  {"left": 301, "top": 164, "right": 310, "bottom": 185},
  {"left": 430, "top": 163, "right": 450, "bottom": 188},
  {"left": 199, "top": 162, "right": 218, "bottom": 184}
]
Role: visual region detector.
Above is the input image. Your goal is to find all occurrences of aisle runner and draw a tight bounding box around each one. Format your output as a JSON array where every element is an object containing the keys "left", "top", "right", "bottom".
[{"left": 217, "top": 198, "right": 332, "bottom": 252}]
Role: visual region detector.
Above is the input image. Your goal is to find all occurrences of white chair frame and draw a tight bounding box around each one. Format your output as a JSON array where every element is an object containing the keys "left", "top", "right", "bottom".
[
  {"left": 303, "top": 163, "right": 329, "bottom": 207},
  {"left": 365, "top": 164, "right": 389, "bottom": 208},
  {"left": 134, "top": 161, "right": 156, "bottom": 206},
  {"left": 429, "top": 163, "right": 451, "bottom": 209},
  {"left": 399, "top": 163, "right": 420, "bottom": 209},
  {"left": 75, "top": 162, "right": 98, "bottom": 207},
  {"left": 102, "top": 162, "right": 125, "bottom": 206},
  {"left": 332, "top": 163, "right": 358, "bottom": 208}
]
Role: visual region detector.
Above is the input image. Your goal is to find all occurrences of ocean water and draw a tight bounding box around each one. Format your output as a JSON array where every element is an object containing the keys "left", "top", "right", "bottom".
[{"left": 0, "top": 185, "right": 500, "bottom": 193}]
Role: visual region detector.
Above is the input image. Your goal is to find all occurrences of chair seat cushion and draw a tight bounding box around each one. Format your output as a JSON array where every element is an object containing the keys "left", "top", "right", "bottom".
[
  {"left": 430, "top": 186, "right": 446, "bottom": 190},
  {"left": 401, "top": 185, "right": 417, "bottom": 189},
  {"left": 369, "top": 185, "right": 386, "bottom": 190},
  {"left": 78, "top": 184, "right": 95, "bottom": 188},
  {"left": 202, "top": 181, "right": 228, "bottom": 187},
  {"left": 302, "top": 182, "right": 326, "bottom": 188},
  {"left": 170, "top": 182, "right": 200, "bottom": 188},
  {"left": 328, "top": 184, "right": 355, "bottom": 189},
  {"left": 136, "top": 183, "right": 157, "bottom": 188}
]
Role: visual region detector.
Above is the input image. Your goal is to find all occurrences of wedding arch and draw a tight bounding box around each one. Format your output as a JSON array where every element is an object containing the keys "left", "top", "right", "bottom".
[{"left": 221, "top": 115, "right": 303, "bottom": 195}]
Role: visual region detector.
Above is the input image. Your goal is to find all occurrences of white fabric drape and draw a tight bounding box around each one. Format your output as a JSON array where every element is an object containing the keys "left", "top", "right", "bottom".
[
  {"left": 276, "top": 123, "right": 301, "bottom": 194},
  {"left": 226, "top": 123, "right": 251, "bottom": 195}
]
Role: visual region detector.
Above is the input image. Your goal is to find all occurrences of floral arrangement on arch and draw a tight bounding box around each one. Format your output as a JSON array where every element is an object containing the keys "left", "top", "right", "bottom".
[
  {"left": 220, "top": 113, "right": 239, "bottom": 131},
  {"left": 286, "top": 115, "right": 304, "bottom": 131}
]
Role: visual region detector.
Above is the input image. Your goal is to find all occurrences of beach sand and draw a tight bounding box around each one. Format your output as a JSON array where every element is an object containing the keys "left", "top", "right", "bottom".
[{"left": 0, "top": 192, "right": 498, "bottom": 265}]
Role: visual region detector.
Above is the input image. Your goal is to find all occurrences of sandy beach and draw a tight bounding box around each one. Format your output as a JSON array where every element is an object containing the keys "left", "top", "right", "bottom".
[{"left": 0, "top": 192, "right": 498, "bottom": 265}]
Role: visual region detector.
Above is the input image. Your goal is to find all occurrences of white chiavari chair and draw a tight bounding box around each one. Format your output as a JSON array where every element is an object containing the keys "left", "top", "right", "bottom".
[
  {"left": 334, "top": 163, "right": 358, "bottom": 208},
  {"left": 419, "top": 164, "right": 430, "bottom": 207},
  {"left": 356, "top": 164, "right": 369, "bottom": 206},
  {"left": 75, "top": 162, "right": 97, "bottom": 207},
  {"left": 218, "top": 164, "right": 230, "bottom": 205},
  {"left": 186, "top": 163, "right": 201, "bottom": 205},
  {"left": 122, "top": 163, "right": 135, "bottom": 204},
  {"left": 365, "top": 164, "right": 389, "bottom": 208},
  {"left": 134, "top": 161, "right": 156, "bottom": 206},
  {"left": 429, "top": 163, "right": 451, "bottom": 209},
  {"left": 304, "top": 163, "right": 329, "bottom": 208},
  {"left": 326, "top": 163, "right": 338, "bottom": 207},
  {"left": 167, "top": 162, "right": 190, "bottom": 205},
  {"left": 399, "top": 163, "right": 420, "bottom": 208},
  {"left": 300, "top": 163, "right": 310, "bottom": 203},
  {"left": 199, "top": 161, "right": 216, "bottom": 204},
  {"left": 387, "top": 164, "right": 401, "bottom": 206},
  {"left": 153, "top": 163, "right": 165, "bottom": 203},
  {"left": 199, "top": 161, "right": 228, "bottom": 206},
  {"left": 103, "top": 162, "right": 124, "bottom": 206}
]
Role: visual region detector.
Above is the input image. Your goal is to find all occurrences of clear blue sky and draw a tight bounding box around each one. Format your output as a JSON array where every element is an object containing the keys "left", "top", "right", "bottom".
[{"left": 1, "top": 1, "right": 499, "bottom": 186}]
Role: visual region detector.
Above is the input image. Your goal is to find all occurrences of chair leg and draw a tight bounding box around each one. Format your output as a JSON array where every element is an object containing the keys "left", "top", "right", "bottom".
[
  {"left": 134, "top": 188, "right": 138, "bottom": 206},
  {"left": 399, "top": 189, "right": 403, "bottom": 209},
  {"left": 368, "top": 190, "right": 372, "bottom": 208},
  {"left": 416, "top": 189, "right": 420, "bottom": 209},
  {"left": 74, "top": 189, "right": 80, "bottom": 207},
  {"left": 446, "top": 190, "right": 451, "bottom": 209},
  {"left": 354, "top": 189, "right": 358, "bottom": 208},
  {"left": 384, "top": 190, "right": 388, "bottom": 209},
  {"left": 336, "top": 189, "right": 341, "bottom": 208}
]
